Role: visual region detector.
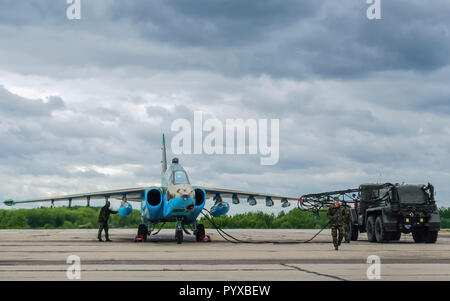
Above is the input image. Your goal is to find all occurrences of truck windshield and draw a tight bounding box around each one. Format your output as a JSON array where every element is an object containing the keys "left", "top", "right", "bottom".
[
  {"left": 397, "top": 186, "right": 428, "bottom": 204},
  {"left": 174, "top": 171, "right": 189, "bottom": 184}
]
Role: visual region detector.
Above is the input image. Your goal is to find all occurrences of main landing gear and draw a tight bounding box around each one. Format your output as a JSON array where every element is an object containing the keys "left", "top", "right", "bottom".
[
  {"left": 136, "top": 220, "right": 206, "bottom": 244},
  {"left": 175, "top": 219, "right": 206, "bottom": 244}
]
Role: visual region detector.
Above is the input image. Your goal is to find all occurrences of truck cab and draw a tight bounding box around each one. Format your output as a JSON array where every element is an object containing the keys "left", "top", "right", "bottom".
[{"left": 352, "top": 183, "right": 440, "bottom": 243}]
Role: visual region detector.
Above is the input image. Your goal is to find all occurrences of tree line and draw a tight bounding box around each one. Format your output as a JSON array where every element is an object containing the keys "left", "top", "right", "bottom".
[{"left": 0, "top": 206, "right": 448, "bottom": 229}]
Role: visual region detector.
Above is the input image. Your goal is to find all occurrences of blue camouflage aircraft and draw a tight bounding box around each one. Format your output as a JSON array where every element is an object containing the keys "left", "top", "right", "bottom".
[{"left": 4, "top": 134, "right": 297, "bottom": 243}]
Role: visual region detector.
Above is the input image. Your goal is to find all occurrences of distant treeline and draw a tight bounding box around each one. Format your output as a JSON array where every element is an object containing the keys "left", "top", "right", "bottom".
[{"left": 0, "top": 206, "right": 449, "bottom": 229}]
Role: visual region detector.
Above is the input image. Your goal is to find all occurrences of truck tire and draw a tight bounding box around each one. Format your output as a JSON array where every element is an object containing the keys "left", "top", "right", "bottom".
[
  {"left": 425, "top": 231, "right": 438, "bottom": 244},
  {"left": 390, "top": 231, "right": 401, "bottom": 241},
  {"left": 412, "top": 229, "right": 426, "bottom": 243},
  {"left": 375, "top": 216, "right": 388, "bottom": 243},
  {"left": 350, "top": 223, "right": 359, "bottom": 241},
  {"left": 366, "top": 215, "right": 377, "bottom": 242}
]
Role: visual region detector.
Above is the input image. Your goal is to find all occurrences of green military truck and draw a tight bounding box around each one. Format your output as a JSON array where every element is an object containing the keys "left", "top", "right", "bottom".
[{"left": 349, "top": 183, "right": 440, "bottom": 243}]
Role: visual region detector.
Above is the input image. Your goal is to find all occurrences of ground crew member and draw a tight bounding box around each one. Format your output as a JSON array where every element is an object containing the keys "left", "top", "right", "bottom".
[
  {"left": 98, "top": 200, "right": 118, "bottom": 242},
  {"left": 327, "top": 197, "right": 344, "bottom": 250},
  {"left": 342, "top": 201, "right": 351, "bottom": 243}
]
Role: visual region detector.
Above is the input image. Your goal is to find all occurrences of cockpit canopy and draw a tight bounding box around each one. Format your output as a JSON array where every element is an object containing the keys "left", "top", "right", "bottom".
[
  {"left": 174, "top": 170, "right": 189, "bottom": 184},
  {"left": 165, "top": 160, "right": 190, "bottom": 185}
]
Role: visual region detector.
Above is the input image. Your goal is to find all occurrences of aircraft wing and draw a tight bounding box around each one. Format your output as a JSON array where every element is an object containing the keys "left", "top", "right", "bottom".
[
  {"left": 3, "top": 187, "right": 151, "bottom": 206},
  {"left": 197, "top": 186, "right": 298, "bottom": 206}
]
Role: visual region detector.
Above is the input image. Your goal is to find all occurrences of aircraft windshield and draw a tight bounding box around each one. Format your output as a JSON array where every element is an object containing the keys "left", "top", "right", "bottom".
[{"left": 174, "top": 171, "right": 189, "bottom": 184}]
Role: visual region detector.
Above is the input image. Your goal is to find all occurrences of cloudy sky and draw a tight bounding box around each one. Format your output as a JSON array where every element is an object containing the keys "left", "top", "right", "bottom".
[{"left": 1, "top": 0, "right": 450, "bottom": 213}]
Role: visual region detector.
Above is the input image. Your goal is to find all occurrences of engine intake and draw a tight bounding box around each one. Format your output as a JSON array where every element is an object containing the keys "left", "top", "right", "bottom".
[
  {"left": 147, "top": 188, "right": 162, "bottom": 207},
  {"left": 194, "top": 188, "right": 205, "bottom": 206}
]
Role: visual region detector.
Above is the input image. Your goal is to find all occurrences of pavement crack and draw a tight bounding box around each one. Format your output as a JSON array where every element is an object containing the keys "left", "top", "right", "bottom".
[{"left": 281, "top": 263, "right": 348, "bottom": 281}]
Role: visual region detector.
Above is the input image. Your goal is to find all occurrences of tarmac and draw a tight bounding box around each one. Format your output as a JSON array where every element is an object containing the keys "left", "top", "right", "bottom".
[{"left": 0, "top": 228, "right": 449, "bottom": 281}]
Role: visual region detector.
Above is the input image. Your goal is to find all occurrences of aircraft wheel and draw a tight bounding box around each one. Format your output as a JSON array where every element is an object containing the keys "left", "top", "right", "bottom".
[
  {"left": 366, "top": 215, "right": 376, "bottom": 242},
  {"left": 176, "top": 229, "right": 183, "bottom": 244},
  {"left": 195, "top": 224, "right": 205, "bottom": 242},
  {"left": 137, "top": 224, "right": 148, "bottom": 241}
]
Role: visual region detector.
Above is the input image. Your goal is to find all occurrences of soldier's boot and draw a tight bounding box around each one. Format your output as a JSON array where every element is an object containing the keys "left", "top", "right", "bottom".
[
  {"left": 334, "top": 245, "right": 338, "bottom": 251},
  {"left": 105, "top": 229, "right": 111, "bottom": 242}
]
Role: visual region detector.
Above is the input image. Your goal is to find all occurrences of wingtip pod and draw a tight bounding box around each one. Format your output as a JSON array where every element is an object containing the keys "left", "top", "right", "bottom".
[{"left": 4, "top": 199, "right": 14, "bottom": 206}]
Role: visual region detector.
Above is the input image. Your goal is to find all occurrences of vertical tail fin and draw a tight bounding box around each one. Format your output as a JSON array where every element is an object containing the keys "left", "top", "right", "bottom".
[{"left": 161, "top": 133, "right": 167, "bottom": 174}]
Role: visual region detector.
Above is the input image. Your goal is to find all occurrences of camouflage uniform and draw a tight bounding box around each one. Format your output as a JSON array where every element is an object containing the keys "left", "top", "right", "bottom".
[
  {"left": 98, "top": 204, "right": 118, "bottom": 241},
  {"left": 342, "top": 205, "right": 351, "bottom": 243},
  {"left": 327, "top": 206, "right": 345, "bottom": 249}
]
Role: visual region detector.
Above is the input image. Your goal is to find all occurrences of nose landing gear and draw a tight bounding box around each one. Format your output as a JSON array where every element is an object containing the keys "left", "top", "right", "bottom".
[{"left": 175, "top": 218, "right": 184, "bottom": 244}]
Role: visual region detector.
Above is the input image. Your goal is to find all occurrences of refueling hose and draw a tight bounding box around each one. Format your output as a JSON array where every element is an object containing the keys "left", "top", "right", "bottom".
[{"left": 200, "top": 209, "right": 329, "bottom": 244}]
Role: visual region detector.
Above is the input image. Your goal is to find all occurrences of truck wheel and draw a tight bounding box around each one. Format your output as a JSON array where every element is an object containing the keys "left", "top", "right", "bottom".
[
  {"left": 375, "top": 216, "right": 388, "bottom": 243},
  {"left": 195, "top": 224, "right": 205, "bottom": 242},
  {"left": 366, "top": 215, "right": 377, "bottom": 242},
  {"left": 390, "top": 231, "right": 401, "bottom": 241},
  {"left": 350, "top": 223, "right": 359, "bottom": 241},
  {"left": 425, "top": 231, "right": 438, "bottom": 244},
  {"left": 412, "top": 230, "right": 426, "bottom": 243}
]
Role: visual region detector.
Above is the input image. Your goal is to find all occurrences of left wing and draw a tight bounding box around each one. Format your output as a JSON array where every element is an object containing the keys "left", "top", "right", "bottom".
[
  {"left": 197, "top": 186, "right": 297, "bottom": 207},
  {"left": 4, "top": 187, "right": 150, "bottom": 207}
]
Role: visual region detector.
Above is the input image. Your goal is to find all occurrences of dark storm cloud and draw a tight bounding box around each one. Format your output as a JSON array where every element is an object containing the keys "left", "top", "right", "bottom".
[
  {"left": 110, "top": 0, "right": 320, "bottom": 47},
  {"left": 1, "top": 0, "right": 449, "bottom": 80},
  {"left": 105, "top": 0, "right": 450, "bottom": 78}
]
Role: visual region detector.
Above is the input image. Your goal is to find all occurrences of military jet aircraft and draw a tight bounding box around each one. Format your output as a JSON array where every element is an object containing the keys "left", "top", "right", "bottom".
[{"left": 4, "top": 134, "right": 297, "bottom": 243}]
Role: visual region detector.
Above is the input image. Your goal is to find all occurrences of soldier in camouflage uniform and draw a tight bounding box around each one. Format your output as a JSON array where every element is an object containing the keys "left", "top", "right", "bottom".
[
  {"left": 342, "top": 201, "right": 351, "bottom": 243},
  {"left": 98, "top": 200, "right": 118, "bottom": 242},
  {"left": 327, "top": 197, "right": 345, "bottom": 250}
]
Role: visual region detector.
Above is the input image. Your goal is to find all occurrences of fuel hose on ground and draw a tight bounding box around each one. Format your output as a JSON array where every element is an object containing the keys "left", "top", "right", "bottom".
[{"left": 200, "top": 209, "right": 329, "bottom": 244}]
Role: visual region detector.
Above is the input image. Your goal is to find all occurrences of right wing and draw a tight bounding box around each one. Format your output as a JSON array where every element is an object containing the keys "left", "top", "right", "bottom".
[{"left": 196, "top": 186, "right": 297, "bottom": 207}]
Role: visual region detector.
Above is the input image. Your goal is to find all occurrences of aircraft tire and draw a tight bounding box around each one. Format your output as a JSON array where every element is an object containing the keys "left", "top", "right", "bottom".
[
  {"left": 195, "top": 224, "right": 205, "bottom": 242},
  {"left": 137, "top": 224, "right": 148, "bottom": 241},
  {"left": 176, "top": 229, "right": 183, "bottom": 244}
]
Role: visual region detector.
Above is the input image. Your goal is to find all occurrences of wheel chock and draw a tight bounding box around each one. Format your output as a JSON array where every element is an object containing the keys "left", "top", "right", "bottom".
[
  {"left": 134, "top": 235, "right": 144, "bottom": 242},
  {"left": 201, "top": 235, "right": 211, "bottom": 242}
]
